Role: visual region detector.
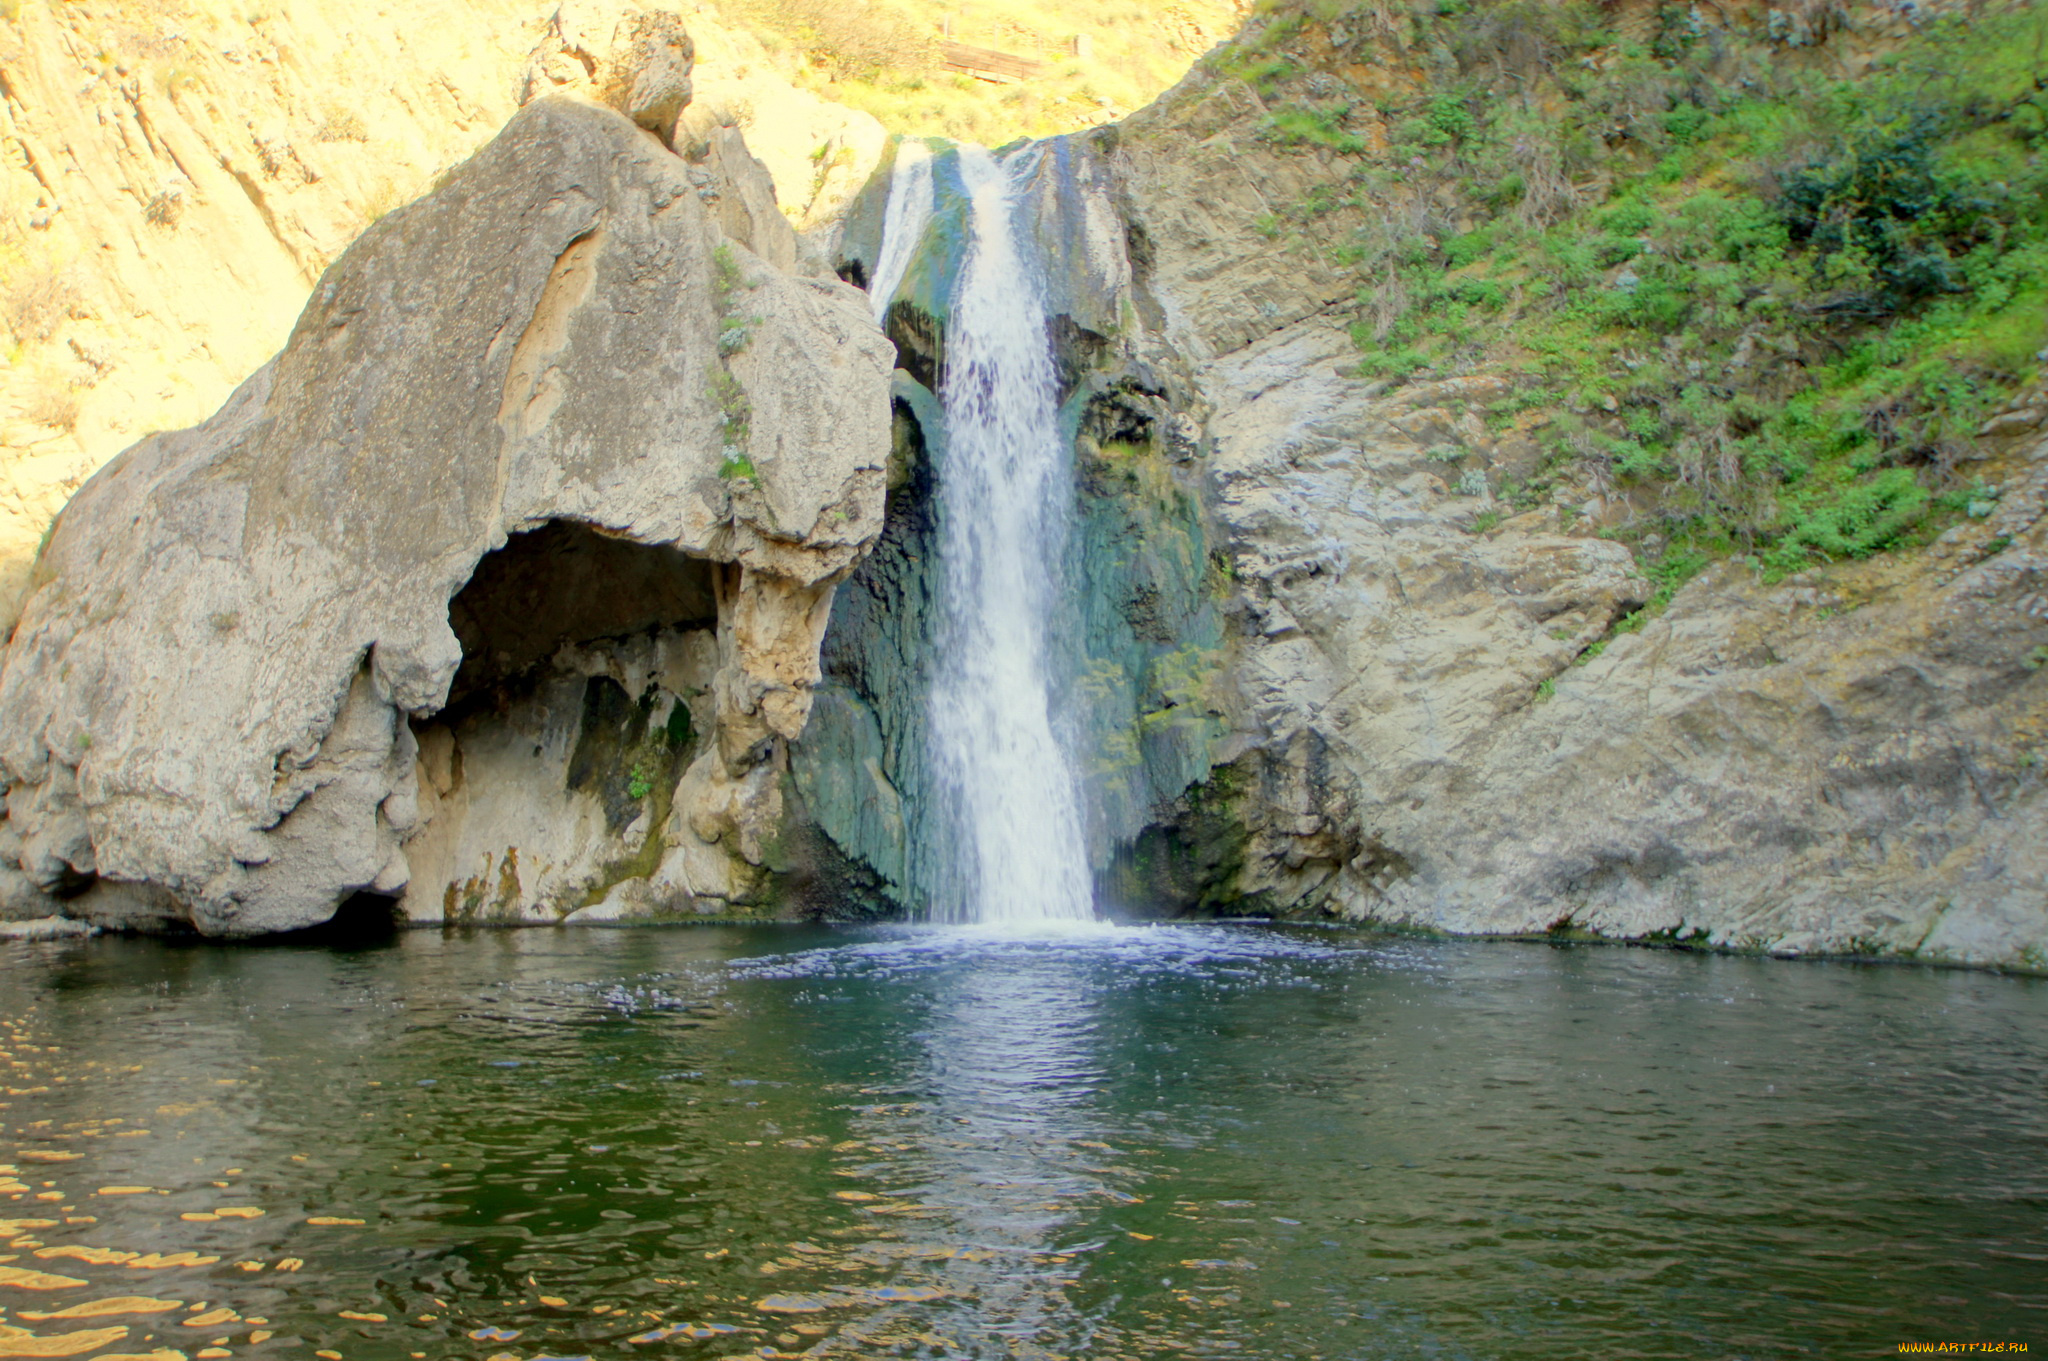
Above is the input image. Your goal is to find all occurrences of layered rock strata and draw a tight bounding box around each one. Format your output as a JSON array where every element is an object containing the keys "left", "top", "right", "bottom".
[{"left": 0, "top": 96, "right": 892, "bottom": 935}]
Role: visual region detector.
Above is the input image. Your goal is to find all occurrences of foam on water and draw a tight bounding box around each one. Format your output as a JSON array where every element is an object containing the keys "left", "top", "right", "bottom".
[{"left": 717, "top": 920, "right": 1357, "bottom": 984}]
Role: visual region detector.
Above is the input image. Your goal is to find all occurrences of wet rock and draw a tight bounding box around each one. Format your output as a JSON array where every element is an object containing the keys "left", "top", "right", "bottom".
[
  {"left": 0, "top": 915, "right": 95, "bottom": 939},
  {"left": 802, "top": 139, "right": 1223, "bottom": 914}
]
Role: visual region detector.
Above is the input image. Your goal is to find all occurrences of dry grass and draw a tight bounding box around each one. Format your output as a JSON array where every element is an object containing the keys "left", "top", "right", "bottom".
[
  {"left": 142, "top": 187, "right": 183, "bottom": 227},
  {"left": 723, "top": 0, "right": 938, "bottom": 81},
  {"left": 718, "top": 0, "right": 1243, "bottom": 142},
  {"left": 0, "top": 265, "right": 79, "bottom": 346},
  {"left": 24, "top": 383, "right": 81, "bottom": 433},
  {"left": 313, "top": 107, "right": 369, "bottom": 142}
]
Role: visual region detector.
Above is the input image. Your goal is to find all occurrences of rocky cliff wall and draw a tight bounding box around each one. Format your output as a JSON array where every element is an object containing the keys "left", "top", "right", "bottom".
[
  {"left": 1067, "top": 0, "right": 2048, "bottom": 969},
  {"left": 0, "top": 95, "right": 893, "bottom": 935},
  {"left": 1165, "top": 314, "right": 2048, "bottom": 970}
]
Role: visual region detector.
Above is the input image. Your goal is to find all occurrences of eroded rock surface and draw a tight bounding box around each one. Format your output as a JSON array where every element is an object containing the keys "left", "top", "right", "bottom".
[
  {"left": 0, "top": 97, "right": 892, "bottom": 935},
  {"left": 0, "top": 0, "right": 886, "bottom": 636},
  {"left": 1174, "top": 317, "right": 2048, "bottom": 969}
]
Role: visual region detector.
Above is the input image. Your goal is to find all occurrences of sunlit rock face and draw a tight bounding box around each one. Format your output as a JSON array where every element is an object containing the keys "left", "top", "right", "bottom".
[
  {"left": 1059, "top": 20, "right": 2048, "bottom": 969},
  {"left": 0, "top": 0, "right": 888, "bottom": 640},
  {"left": 0, "top": 97, "right": 893, "bottom": 936}
]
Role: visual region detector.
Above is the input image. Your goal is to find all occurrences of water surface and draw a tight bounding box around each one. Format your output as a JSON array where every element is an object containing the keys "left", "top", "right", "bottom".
[{"left": 2, "top": 925, "right": 2043, "bottom": 1359}]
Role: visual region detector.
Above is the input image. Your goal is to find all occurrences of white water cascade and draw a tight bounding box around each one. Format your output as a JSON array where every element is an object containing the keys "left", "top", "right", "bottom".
[
  {"left": 872, "top": 142, "right": 1096, "bottom": 926},
  {"left": 865, "top": 140, "right": 933, "bottom": 325}
]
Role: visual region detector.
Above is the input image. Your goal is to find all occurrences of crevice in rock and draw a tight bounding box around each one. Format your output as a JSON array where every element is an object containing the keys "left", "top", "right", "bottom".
[
  {"left": 1078, "top": 381, "right": 1164, "bottom": 447},
  {"left": 442, "top": 520, "right": 717, "bottom": 713},
  {"left": 405, "top": 520, "right": 720, "bottom": 923},
  {"left": 1050, "top": 316, "right": 1114, "bottom": 405},
  {"left": 883, "top": 301, "right": 940, "bottom": 394},
  {"left": 223, "top": 160, "right": 319, "bottom": 285}
]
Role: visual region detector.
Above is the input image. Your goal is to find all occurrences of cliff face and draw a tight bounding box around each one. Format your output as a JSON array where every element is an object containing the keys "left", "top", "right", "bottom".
[
  {"left": 1073, "top": 0, "right": 2048, "bottom": 968},
  {"left": 784, "top": 0, "right": 2048, "bottom": 969},
  {"left": 0, "top": 95, "right": 893, "bottom": 935},
  {"left": 1169, "top": 316, "right": 2048, "bottom": 968}
]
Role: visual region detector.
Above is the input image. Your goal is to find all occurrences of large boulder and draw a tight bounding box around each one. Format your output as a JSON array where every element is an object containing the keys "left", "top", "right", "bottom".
[
  {"left": 606, "top": 10, "right": 695, "bottom": 147},
  {"left": 0, "top": 97, "right": 893, "bottom": 935}
]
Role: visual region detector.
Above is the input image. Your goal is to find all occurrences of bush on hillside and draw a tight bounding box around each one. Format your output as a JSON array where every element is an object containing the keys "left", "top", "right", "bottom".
[
  {"left": 1222, "top": 0, "right": 2048, "bottom": 585},
  {"left": 727, "top": 0, "right": 936, "bottom": 82}
]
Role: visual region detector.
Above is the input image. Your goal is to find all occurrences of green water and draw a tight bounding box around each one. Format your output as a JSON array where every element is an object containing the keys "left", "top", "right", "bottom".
[{"left": 2, "top": 925, "right": 2043, "bottom": 1360}]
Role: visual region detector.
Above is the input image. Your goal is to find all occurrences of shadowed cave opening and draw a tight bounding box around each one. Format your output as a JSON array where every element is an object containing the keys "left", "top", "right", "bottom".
[
  {"left": 400, "top": 520, "right": 724, "bottom": 922},
  {"left": 442, "top": 520, "right": 718, "bottom": 713},
  {"left": 276, "top": 890, "right": 406, "bottom": 948}
]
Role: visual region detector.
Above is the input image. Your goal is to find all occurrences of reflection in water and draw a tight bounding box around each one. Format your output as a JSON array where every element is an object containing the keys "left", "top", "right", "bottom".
[
  {"left": 1, "top": 925, "right": 2045, "bottom": 1360},
  {"left": 740, "top": 930, "right": 1121, "bottom": 1355}
]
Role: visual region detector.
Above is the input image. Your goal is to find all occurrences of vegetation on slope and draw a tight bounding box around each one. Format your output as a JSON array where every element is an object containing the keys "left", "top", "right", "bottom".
[
  {"left": 720, "top": 0, "right": 1239, "bottom": 141},
  {"left": 1210, "top": 0, "right": 2048, "bottom": 588}
]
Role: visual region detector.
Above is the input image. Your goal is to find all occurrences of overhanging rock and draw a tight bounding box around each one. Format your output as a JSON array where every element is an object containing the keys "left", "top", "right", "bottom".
[{"left": 0, "top": 97, "right": 893, "bottom": 935}]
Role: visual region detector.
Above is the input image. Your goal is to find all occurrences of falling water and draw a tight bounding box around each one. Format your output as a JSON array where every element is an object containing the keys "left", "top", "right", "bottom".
[
  {"left": 871, "top": 143, "right": 1095, "bottom": 925},
  {"left": 865, "top": 140, "right": 933, "bottom": 325}
]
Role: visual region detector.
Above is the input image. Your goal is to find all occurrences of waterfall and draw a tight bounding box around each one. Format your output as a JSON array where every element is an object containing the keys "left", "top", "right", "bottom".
[
  {"left": 871, "top": 142, "right": 1095, "bottom": 926},
  {"left": 866, "top": 140, "right": 933, "bottom": 325}
]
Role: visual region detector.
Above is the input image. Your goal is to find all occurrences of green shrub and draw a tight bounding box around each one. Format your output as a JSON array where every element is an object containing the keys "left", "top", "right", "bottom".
[
  {"left": 1600, "top": 200, "right": 1657, "bottom": 236},
  {"left": 1774, "top": 110, "right": 2004, "bottom": 311},
  {"left": 1299, "top": 0, "right": 2048, "bottom": 582},
  {"left": 1662, "top": 103, "right": 1710, "bottom": 144},
  {"left": 1443, "top": 228, "right": 1495, "bottom": 268},
  {"left": 1764, "top": 468, "right": 1929, "bottom": 574},
  {"left": 1263, "top": 105, "right": 1367, "bottom": 153},
  {"left": 1426, "top": 91, "right": 1476, "bottom": 144}
]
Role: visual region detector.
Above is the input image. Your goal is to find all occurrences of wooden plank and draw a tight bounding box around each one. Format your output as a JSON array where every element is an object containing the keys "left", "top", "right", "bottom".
[{"left": 939, "top": 40, "right": 1045, "bottom": 83}]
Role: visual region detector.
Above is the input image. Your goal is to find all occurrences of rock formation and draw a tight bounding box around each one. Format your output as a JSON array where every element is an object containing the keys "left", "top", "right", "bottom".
[
  {"left": 807, "top": 7, "right": 2048, "bottom": 971},
  {"left": 0, "top": 94, "right": 893, "bottom": 935},
  {"left": 0, "top": 0, "right": 885, "bottom": 636},
  {"left": 1066, "top": 4, "right": 2048, "bottom": 970},
  {"left": 1174, "top": 319, "right": 2048, "bottom": 970}
]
